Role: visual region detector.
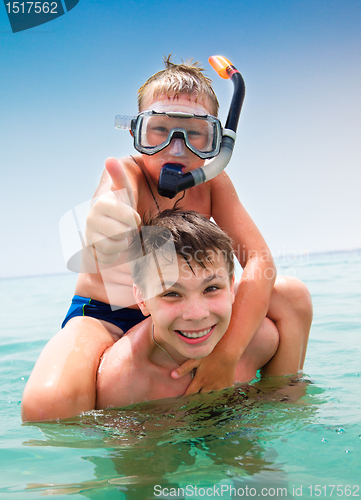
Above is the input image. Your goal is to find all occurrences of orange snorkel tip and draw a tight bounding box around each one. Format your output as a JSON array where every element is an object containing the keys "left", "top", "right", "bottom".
[
  {"left": 209, "top": 54, "right": 245, "bottom": 133},
  {"left": 209, "top": 55, "right": 239, "bottom": 80}
]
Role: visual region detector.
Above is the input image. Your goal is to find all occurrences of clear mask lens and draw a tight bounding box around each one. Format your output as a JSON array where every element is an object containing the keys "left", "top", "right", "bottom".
[
  {"left": 139, "top": 113, "right": 217, "bottom": 153},
  {"left": 115, "top": 111, "right": 222, "bottom": 159}
]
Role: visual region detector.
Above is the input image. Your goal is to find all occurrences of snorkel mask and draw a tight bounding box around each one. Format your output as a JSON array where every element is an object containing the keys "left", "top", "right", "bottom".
[
  {"left": 115, "top": 55, "right": 245, "bottom": 199},
  {"left": 124, "top": 110, "right": 222, "bottom": 159}
]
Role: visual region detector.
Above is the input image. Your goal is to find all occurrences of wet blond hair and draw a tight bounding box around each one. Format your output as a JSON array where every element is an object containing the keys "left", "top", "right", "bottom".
[{"left": 138, "top": 55, "right": 219, "bottom": 116}]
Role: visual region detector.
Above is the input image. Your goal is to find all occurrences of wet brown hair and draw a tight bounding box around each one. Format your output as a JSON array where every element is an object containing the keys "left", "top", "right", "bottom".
[
  {"left": 138, "top": 55, "right": 219, "bottom": 116},
  {"left": 129, "top": 208, "right": 234, "bottom": 292}
]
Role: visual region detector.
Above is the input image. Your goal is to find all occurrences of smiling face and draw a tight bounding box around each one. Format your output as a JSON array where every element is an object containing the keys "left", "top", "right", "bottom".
[
  {"left": 134, "top": 250, "right": 235, "bottom": 366},
  {"left": 138, "top": 93, "right": 214, "bottom": 185}
]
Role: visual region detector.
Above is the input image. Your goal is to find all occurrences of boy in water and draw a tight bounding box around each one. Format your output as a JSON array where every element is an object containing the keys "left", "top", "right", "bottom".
[
  {"left": 22, "top": 57, "right": 312, "bottom": 422},
  {"left": 96, "top": 209, "right": 303, "bottom": 408}
]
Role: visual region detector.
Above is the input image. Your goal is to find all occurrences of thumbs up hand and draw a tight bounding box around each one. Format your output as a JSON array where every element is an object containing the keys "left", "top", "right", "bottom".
[{"left": 85, "top": 158, "right": 141, "bottom": 264}]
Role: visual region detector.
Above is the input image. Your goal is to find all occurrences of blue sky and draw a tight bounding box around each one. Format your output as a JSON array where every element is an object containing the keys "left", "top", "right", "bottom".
[{"left": 0, "top": 0, "right": 360, "bottom": 277}]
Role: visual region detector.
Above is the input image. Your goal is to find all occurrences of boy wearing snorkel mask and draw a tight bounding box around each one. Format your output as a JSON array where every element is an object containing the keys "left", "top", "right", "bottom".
[{"left": 21, "top": 57, "right": 312, "bottom": 422}]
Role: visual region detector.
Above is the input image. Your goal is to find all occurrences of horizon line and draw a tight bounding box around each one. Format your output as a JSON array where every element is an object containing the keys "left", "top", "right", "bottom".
[{"left": 1, "top": 247, "right": 361, "bottom": 281}]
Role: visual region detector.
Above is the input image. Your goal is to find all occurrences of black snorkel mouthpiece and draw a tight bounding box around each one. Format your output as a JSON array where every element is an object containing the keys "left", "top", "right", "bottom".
[
  {"left": 158, "top": 55, "right": 245, "bottom": 198},
  {"left": 158, "top": 164, "right": 194, "bottom": 199}
]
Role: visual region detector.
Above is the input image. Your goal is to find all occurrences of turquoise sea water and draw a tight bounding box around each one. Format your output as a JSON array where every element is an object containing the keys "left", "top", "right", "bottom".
[{"left": 0, "top": 251, "right": 360, "bottom": 499}]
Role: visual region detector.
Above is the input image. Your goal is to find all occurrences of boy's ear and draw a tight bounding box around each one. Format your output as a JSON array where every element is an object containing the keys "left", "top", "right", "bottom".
[{"left": 133, "top": 284, "right": 150, "bottom": 316}]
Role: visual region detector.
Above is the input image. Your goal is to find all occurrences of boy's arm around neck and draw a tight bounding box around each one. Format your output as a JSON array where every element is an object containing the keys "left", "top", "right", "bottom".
[
  {"left": 175, "top": 172, "right": 276, "bottom": 393},
  {"left": 210, "top": 171, "right": 276, "bottom": 359}
]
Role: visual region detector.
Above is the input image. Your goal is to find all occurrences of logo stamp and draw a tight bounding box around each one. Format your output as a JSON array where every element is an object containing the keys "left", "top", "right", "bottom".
[{"left": 3, "top": 0, "right": 79, "bottom": 33}]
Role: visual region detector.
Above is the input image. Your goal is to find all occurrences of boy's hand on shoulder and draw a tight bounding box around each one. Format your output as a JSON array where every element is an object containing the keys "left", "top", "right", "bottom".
[
  {"left": 172, "top": 354, "right": 236, "bottom": 394},
  {"left": 85, "top": 158, "right": 141, "bottom": 264}
]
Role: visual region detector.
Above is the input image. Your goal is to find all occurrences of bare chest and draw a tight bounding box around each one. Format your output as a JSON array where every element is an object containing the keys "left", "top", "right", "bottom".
[
  {"left": 141, "top": 370, "right": 193, "bottom": 403},
  {"left": 137, "top": 180, "right": 212, "bottom": 219}
]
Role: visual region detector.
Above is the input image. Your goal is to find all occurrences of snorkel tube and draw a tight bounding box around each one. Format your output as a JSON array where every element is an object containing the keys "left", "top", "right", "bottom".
[{"left": 158, "top": 55, "right": 245, "bottom": 199}]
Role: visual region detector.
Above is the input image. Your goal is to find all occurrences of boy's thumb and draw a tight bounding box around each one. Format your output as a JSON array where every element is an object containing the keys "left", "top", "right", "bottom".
[{"left": 105, "top": 157, "right": 135, "bottom": 207}]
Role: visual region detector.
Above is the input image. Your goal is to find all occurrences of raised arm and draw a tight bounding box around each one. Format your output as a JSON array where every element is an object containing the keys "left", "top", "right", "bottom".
[
  {"left": 85, "top": 157, "right": 141, "bottom": 264},
  {"left": 174, "top": 172, "right": 276, "bottom": 392},
  {"left": 210, "top": 171, "right": 276, "bottom": 358}
]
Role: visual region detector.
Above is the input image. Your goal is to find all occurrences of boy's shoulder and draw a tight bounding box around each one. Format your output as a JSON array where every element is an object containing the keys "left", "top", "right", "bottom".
[
  {"left": 105, "top": 320, "right": 150, "bottom": 368},
  {"left": 209, "top": 169, "right": 237, "bottom": 193},
  {"left": 109, "top": 155, "right": 154, "bottom": 211},
  {"left": 208, "top": 170, "right": 240, "bottom": 215},
  {"left": 120, "top": 155, "right": 161, "bottom": 201},
  {"left": 119, "top": 155, "right": 147, "bottom": 186},
  {"left": 96, "top": 323, "right": 154, "bottom": 408},
  {"left": 208, "top": 170, "right": 254, "bottom": 244}
]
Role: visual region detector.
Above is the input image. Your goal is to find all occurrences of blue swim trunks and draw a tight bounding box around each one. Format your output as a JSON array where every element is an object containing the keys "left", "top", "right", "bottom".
[{"left": 62, "top": 295, "right": 147, "bottom": 333}]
